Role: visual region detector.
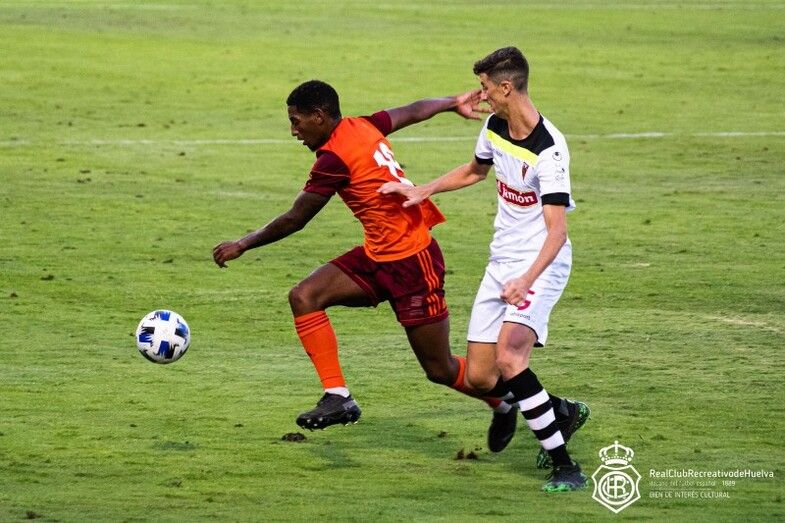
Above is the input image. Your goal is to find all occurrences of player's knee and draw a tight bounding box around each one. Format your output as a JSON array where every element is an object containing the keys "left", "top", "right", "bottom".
[
  {"left": 495, "top": 348, "right": 522, "bottom": 378},
  {"left": 288, "top": 283, "right": 321, "bottom": 314},
  {"left": 465, "top": 371, "right": 496, "bottom": 395}
]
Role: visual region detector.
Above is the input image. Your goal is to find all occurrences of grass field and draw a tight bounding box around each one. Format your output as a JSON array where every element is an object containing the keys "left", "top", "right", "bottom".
[{"left": 2, "top": 1, "right": 784, "bottom": 521}]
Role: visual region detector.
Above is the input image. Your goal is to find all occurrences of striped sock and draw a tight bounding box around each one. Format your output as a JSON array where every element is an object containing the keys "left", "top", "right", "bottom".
[{"left": 506, "top": 368, "right": 571, "bottom": 466}]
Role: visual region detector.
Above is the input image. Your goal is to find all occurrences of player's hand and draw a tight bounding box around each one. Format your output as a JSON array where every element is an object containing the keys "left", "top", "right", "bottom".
[
  {"left": 212, "top": 240, "right": 244, "bottom": 268},
  {"left": 453, "top": 89, "right": 491, "bottom": 120},
  {"left": 501, "top": 277, "right": 533, "bottom": 307},
  {"left": 378, "top": 181, "right": 429, "bottom": 208}
]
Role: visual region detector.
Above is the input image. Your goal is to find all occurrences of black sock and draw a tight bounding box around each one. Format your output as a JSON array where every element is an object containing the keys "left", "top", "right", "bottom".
[
  {"left": 486, "top": 377, "right": 511, "bottom": 399},
  {"left": 549, "top": 394, "right": 569, "bottom": 421},
  {"left": 548, "top": 445, "right": 572, "bottom": 467}
]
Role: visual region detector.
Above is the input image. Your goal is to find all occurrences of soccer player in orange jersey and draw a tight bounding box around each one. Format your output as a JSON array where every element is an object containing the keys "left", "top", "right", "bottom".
[{"left": 213, "top": 80, "right": 512, "bottom": 435}]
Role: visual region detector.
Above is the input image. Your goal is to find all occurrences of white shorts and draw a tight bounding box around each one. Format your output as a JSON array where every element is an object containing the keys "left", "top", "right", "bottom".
[{"left": 466, "top": 248, "right": 571, "bottom": 346}]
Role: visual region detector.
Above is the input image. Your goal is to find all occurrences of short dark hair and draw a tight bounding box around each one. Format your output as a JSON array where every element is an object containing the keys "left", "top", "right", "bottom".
[
  {"left": 473, "top": 47, "right": 529, "bottom": 92},
  {"left": 286, "top": 80, "right": 342, "bottom": 119}
]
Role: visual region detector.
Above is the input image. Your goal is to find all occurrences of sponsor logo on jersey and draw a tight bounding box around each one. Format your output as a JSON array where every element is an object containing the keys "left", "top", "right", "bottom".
[{"left": 497, "top": 180, "right": 538, "bottom": 207}]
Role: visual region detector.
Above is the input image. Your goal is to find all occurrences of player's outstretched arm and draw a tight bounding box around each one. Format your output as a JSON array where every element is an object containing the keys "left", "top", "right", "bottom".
[
  {"left": 378, "top": 159, "right": 491, "bottom": 207},
  {"left": 212, "top": 191, "right": 330, "bottom": 268},
  {"left": 385, "top": 89, "right": 490, "bottom": 134}
]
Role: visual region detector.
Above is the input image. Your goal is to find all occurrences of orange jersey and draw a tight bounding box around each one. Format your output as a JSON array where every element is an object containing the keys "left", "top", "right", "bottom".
[{"left": 306, "top": 114, "right": 445, "bottom": 262}]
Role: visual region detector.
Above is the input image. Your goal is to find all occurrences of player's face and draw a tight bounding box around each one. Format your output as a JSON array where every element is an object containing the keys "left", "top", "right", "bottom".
[
  {"left": 479, "top": 73, "right": 508, "bottom": 118},
  {"left": 288, "top": 106, "right": 328, "bottom": 151}
]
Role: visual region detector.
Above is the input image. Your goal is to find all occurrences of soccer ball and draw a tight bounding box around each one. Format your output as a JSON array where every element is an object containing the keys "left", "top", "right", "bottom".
[{"left": 135, "top": 310, "right": 191, "bottom": 364}]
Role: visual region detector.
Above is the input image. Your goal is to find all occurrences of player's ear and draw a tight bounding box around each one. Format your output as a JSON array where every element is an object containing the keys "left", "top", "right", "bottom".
[
  {"left": 500, "top": 80, "right": 513, "bottom": 96},
  {"left": 312, "top": 108, "right": 328, "bottom": 125}
]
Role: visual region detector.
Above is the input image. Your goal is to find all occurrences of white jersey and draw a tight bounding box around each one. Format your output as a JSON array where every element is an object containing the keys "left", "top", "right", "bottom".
[{"left": 474, "top": 113, "right": 575, "bottom": 263}]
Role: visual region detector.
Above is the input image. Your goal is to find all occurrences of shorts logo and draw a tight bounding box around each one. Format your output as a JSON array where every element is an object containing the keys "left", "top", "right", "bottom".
[
  {"left": 592, "top": 441, "right": 641, "bottom": 513},
  {"left": 497, "top": 180, "right": 538, "bottom": 207}
]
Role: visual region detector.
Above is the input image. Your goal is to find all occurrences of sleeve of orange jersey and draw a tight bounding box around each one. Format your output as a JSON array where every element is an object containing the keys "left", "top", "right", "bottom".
[
  {"left": 361, "top": 111, "right": 393, "bottom": 136},
  {"left": 303, "top": 151, "right": 351, "bottom": 197}
]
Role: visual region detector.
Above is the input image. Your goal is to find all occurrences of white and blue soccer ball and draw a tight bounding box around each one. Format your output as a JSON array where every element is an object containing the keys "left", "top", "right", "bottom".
[{"left": 135, "top": 310, "right": 191, "bottom": 364}]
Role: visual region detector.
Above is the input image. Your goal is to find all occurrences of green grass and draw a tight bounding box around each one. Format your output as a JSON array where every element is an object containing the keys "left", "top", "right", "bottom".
[{"left": 1, "top": 1, "right": 784, "bottom": 521}]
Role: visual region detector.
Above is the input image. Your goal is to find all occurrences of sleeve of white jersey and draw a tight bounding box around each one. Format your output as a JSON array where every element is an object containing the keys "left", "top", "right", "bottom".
[
  {"left": 474, "top": 116, "right": 493, "bottom": 162},
  {"left": 538, "top": 145, "right": 572, "bottom": 197}
]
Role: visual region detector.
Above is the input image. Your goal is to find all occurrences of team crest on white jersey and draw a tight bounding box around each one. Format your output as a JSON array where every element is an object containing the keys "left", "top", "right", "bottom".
[{"left": 521, "top": 162, "right": 530, "bottom": 181}]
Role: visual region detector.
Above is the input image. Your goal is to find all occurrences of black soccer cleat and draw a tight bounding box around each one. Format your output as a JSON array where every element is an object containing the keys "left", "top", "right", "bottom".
[
  {"left": 296, "top": 393, "right": 361, "bottom": 431},
  {"left": 542, "top": 460, "right": 588, "bottom": 492},
  {"left": 487, "top": 406, "right": 518, "bottom": 453},
  {"left": 536, "top": 400, "right": 590, "bottom": 469}
]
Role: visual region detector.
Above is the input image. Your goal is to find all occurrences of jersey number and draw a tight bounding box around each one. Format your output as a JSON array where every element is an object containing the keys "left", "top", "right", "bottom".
[
  {"left": 516, "top": 290, "right": 535, "bottom": 311},
  {"left": 374, "top": 143, "right": 413, "bottom": 187}
]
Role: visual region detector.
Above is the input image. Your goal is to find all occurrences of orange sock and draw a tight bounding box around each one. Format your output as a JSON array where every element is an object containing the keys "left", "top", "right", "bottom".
[
  {"left": 294, "top": 311, "right": 345, "bottom": 389},
  {"left": 450, "top": 355, "right": 501, "bottom": 409},
  {"left": 450, "top": 355, "right": 468, "bottom": 391}
]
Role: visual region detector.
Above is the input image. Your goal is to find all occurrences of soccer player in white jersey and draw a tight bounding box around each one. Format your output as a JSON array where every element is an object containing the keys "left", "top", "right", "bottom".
[{"left": 380, "top": 47, "right": 588, "bottom": 492}]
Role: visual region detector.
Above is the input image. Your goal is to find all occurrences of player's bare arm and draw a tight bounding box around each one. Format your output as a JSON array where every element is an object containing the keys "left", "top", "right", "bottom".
[
  {"left": 378, "top": 158, "right": 491, "bottom": 207},
  {"left": 213, "top": 191, "right": 330, "bottom": 268},
  {"left": 385, "top": 89, "right": 490, "bottom": 133},
  {"left": 500, "top": 204, "right": 568, "bottom": 306}
]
